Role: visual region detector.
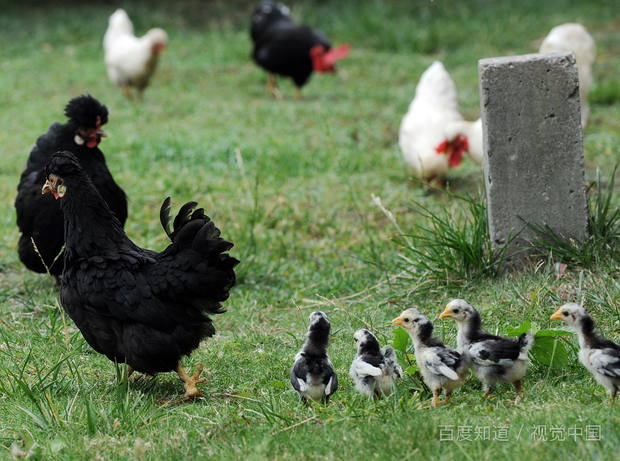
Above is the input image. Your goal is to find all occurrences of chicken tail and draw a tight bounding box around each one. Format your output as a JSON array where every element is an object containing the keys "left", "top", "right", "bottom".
[{"left": 517, "top": 332, "right": 535, "bottom": 357}]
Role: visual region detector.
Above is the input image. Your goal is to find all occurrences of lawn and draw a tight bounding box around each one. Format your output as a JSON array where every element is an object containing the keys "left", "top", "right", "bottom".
[{"left": 1, "top": 0, "right": 620, "bottom": 459}]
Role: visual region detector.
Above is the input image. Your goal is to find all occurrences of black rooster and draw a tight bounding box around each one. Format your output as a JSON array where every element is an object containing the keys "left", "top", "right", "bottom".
[
  {"left": 42, "top": 151, "right": 239, "bottom": 398},
  {"left": 250, "top": 1, "right": 350, "bottom": 100},
  {"left": 15, "top": 95, "right": 127, "bottom": 283}
]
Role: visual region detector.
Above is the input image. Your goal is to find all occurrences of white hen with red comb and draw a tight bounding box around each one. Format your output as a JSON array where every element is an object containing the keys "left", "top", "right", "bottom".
[
  {"left": 103, "top": 8, "right": 168, "bottom": 100},
  {"left": 398, "top": 61, "right": 466, "bottom": 184}
]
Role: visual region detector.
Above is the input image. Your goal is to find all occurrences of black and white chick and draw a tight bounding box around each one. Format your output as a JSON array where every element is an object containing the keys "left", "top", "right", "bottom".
[
  {"left": 349, "top": 329, "right": 403, "bottom": 399},
  {"left": 393, "top": 308, "right": 470, "bottom": 407},
  {"left": 551, "top": 303, "right": 620, "bottom": 403},
  {"left": 440, "top": 299, "right": 534, "bottom": 397},
  {"left": 290, "top": 310, "right": 338, "bottom": 404}
]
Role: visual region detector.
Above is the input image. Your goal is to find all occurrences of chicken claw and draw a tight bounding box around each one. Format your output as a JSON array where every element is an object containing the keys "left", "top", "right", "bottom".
[{"left": 176, "top": 362, "right": 207, "bottom": 399}]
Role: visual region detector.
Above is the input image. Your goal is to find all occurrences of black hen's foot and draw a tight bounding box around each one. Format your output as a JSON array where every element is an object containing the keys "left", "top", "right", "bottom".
[{"left": 176, "top": 362, "right": 207, "bottom": 399}]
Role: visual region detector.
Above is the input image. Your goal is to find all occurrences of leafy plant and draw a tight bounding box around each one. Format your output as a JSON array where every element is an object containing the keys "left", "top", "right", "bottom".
[{"left": 375, "top": 188, "right": 518, "bottom": 290}]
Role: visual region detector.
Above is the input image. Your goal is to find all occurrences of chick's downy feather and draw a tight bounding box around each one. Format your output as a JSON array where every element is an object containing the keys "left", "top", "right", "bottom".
[
  {"left": 349, "top": 329, "right": 402, "bottom": 399},
  {"left": 43, "top": 151, "right": 238, "bottom": 397},
  {"left": 291, "top": 311, "right": 338, "bottom": 403},
  {"left": 440, "top": 299, "right": 533, "bottom": 396},
  {"left": 551, "top": 303, "right": 620, "bottom": 401}
]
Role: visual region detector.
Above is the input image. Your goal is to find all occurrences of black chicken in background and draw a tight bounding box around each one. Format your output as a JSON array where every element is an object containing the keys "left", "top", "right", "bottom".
[
  {"left": 250, "top": 1, "right": 350, "bottom": 100},
  {"left": 42, "top": 151, "right": 239, "bottom": 399},
  {"left": 15, "top": 94, "right": 127, "bottom": 283}
]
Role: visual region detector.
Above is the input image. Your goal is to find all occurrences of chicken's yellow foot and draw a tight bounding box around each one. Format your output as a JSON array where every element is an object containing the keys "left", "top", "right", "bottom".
[{"left": 176, "top": 362, "right": 207, "bottom": 399}]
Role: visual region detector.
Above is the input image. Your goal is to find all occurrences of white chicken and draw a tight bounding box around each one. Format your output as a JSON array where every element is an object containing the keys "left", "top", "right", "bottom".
[
  {"left": 103, "top": 9, "right": 168, "bottom": 100},
  {"left": 539, "top": 23, "right": 596, "bottom": 128},
  {"left": 398, "top": 61, "right": 466, "bottom": 185}
]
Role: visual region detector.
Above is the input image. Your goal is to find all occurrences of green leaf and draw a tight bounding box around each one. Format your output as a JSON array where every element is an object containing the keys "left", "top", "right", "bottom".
[
  {"left": 530, "top": 336, "right": 569, "bottom": 368},
  {"left": 506, "top": 321, "right": 533, "bottom": 337},
  {"left": 269, "top": 380, "right": 286, "bottom": 389},
  {"left": 392, "top": 327, "right": 410, "bottom": 354},
  {"left": 535, "top": 327, "right": 574, "bottom": 337},
  {"left": 404, "top": 365, "right": 419, "bottom": 375}
]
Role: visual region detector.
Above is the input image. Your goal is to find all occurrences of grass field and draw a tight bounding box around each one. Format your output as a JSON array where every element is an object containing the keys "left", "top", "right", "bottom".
[{"left": 1, "top": 0, "right": 620, "bottom": 459}]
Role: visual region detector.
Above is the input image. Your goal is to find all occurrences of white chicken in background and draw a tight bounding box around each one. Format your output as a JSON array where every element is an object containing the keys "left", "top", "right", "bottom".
[
  {"left": 103, "top": 9, "right": 168, "bottom": 100},
  {"left": 539, "top": 23, "right": 596, "bottom": 128},
  {"left": 398, "top": 61, "right": 469, "bottom": 185}
]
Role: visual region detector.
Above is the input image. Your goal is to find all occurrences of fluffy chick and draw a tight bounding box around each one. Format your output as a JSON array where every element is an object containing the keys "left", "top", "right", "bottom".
[
  {"left": 393, "top": 308, "right": 469, "bottom": 407},
  {"left": 551, "top": 303, "right": 620, "bottom": 403},
  {"left": 440, "top": 299, "right": 533, "bottom": 397},
  {"left": 290, "top": 311, "right": 338, "bottom": 404},
  {"left": 349, "top": 329, "right": 402, "bottom": 399}
]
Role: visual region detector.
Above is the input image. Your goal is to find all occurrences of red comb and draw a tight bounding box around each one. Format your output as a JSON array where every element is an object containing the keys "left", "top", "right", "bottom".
[{"left": 311, "top": 44, "right": 351, "bottom": 73}]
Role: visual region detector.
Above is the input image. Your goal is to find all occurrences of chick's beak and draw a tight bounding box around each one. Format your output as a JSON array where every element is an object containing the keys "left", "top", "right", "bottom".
[
  {"left": 42, "top": 179, "right": 53, "bottom": 195},
  {"left": 550, "top": 310, "right": 564, "bottom": 321},
  {"left": 439, "top": 307, "right": 452, "bottom": 319},
  {"left": 392, "top": 317, "right": 404, "bottom": 326}
]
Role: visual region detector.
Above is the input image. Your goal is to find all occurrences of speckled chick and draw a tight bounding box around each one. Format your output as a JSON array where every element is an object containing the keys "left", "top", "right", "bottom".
[
  {"left": 393, "top": 308, "right": 470, "bottom": 407},
  {"left": 440, "top": 299, "right": 533, "bottom": 397},
  {"left": 551, "top": 303, "right": 620, "bottom": 403}
]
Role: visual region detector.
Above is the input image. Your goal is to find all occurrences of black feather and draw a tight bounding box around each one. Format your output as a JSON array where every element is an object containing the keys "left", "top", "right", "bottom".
[
  {"left": 15, "top": 95, "right": 126, "bottom": 276},
  {"left": 46, "top": 151, "right": 238, "bottom": 375},
  {"left": 250, "top": 1, "right": 332, "bottom": 89}
]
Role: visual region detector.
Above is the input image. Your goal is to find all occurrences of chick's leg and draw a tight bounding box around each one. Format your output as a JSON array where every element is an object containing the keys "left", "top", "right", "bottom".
[
  {"left": 432, "top": 390, "right": 440, "bottom": 408},
  {"left": 294, "top": 86, "right": 302, "bottom": 101},
  {"left": 176, "top": 362, "right": 207, "bottom": 399},
  {"left": 513, "top": 380, "right": 523, "bottom": 395}
]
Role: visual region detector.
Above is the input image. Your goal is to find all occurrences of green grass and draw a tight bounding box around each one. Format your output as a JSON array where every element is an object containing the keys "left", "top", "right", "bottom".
[{"left": 2, "top": 0, "right": 620, "bottom": 459}]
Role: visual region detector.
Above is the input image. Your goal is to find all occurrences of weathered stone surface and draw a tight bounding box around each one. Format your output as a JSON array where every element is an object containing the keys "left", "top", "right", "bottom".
[{"left": 479, "top": 52, "right": 588, "bottom": 267}]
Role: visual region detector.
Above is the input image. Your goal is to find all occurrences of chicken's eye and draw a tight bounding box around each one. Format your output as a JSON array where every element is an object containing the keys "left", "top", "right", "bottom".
[
  {"left": 453, "top": 309, "right": 459, "bottom": 314},
  {"left": 404, "top": 318, "right": 410, "bottom": 323},
  {"left": 413, "top": 318, "right": 419, "bottom": 323},
  {"left": 563, "top": 312, "right": 569, "bottom": 316}
]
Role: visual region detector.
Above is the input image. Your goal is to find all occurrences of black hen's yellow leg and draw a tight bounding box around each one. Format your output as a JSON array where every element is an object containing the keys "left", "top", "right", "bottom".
[
  {"left": 266, "top": 73, "right": 282, "bottom": 100},
  {"left": 176, "top": 362, "right": 207, "bottom": 399}
]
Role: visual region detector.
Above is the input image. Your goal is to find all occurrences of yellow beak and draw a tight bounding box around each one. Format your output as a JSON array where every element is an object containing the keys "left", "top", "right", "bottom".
[
  {"left": 42, "top": 179, "right": 53, "bottom": 195},
  {"left": 439, "top": 307, "right": 452, "bottom": 319},
  {"left": 392, "top": 317, "right": 404, "bottom": 326},
  {"left": 550, "top": 310, "right": 564, "bottom": 321}
]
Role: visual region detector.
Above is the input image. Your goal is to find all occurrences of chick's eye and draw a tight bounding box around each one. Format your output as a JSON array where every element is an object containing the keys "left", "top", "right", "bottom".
[
  {"left": 404, "top": 318, "right": 410, "bottom": 323},
  {"left": 563, "top": 312, "right": 568, "bottom": 316},
  {"left": 413, "top": 319, "right": 419, "bottom": 323},
  {"left": 453, "top": 309, "right": 459, "bottom": 314}
]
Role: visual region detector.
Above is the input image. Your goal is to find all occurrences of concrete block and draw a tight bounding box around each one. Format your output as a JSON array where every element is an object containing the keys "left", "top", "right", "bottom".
[{"left": 479, "top": 52, "right": 588, "bottom": 267}]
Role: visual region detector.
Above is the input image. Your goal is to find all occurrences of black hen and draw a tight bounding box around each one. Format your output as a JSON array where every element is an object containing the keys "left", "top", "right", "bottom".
[
  {"left": 291, "top": 310, "right": 338, "bottom": 403},
  {"left": 250, "top": 1, "right": 350, "bottom": 100},
  {"left": 42, "top": 151, "right": 239, "bottom": 398},
  {"left": 15, "top": 94, "right": 127, "bottom": 281}
]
